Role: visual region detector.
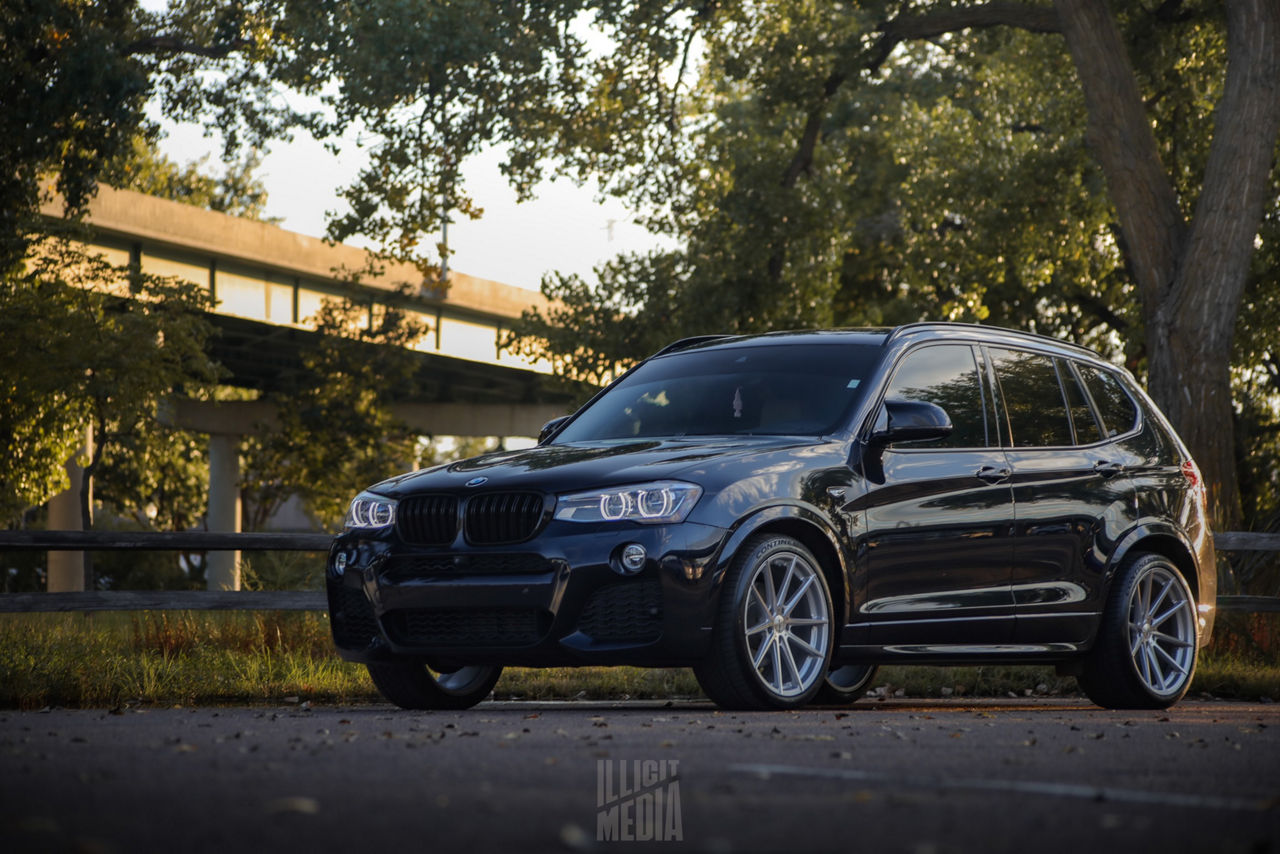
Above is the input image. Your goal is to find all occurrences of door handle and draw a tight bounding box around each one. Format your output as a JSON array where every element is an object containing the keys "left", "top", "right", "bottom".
[
  {"left": 975, "top": 466, "right": 1011, "bottom": 484},
  {"left": 1093, "top": 460, "right": 1124, "bottom": 478}
]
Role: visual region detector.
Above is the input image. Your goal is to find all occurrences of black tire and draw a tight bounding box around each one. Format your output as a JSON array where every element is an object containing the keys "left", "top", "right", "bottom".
[
  {"left": 366, "top": 660, "right": 502, "bottom": 710},
  {"left": 1078, "top": 552, "right": 1198, "bottom": 710},
  {"left": 814, "top": 664, "right": 879, "bottom": 705},
  {"left": 694, "top": 534, "right": 835, "bottom": 710}
]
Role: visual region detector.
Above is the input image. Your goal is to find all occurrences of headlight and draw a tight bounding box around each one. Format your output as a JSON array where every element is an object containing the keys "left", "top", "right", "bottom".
[
  {"left": 554, "top": 481, "right": 702, "bottom": 524},
  {"left": 344, "top": 493, "right": 398, "bottom": 530}
]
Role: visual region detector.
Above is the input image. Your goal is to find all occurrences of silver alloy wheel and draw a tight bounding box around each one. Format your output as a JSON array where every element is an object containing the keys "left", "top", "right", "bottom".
[
  {"left": 1126, "top": 564, "right": 1196, "bottom": 696},
  {"left": 741, "top": 549, "right": 831, "bottom": 698},
  {"left": 435, "top": 665, "right": 498, "bottom": 695}
]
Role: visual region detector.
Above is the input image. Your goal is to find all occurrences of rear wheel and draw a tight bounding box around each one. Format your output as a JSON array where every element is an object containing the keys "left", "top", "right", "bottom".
[
  {"left": 815, "top": 664, "right": 879, "bottom": 705},
  {"left": 366, "top": 661, "right": 502, "bottom": 710},
  {"left": 694, "top": 534, "right": 834, "bottom": 710},
  {"left": 1078, "top": 553, "right": 1198, "bottom": 710}
]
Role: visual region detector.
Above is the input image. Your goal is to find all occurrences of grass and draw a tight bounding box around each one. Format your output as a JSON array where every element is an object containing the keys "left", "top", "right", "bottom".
[
  {"left": 0, "top": 612, "right": 373, "bottom": 709},
  {"left": 0, "top": 611, "right": 1276, "bottom": 709}
]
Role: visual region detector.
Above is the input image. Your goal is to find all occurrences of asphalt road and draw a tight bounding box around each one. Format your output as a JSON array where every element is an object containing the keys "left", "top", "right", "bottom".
[{"left": 2, "top": 699, "right": 1277, "bottom": 854}]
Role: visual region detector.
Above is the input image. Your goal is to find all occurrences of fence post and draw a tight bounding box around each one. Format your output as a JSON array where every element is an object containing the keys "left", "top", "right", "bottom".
[
  {"left": 206, "top": 433, "right": 242, "bottom": 591},
  {"left": 47, "top": 424, "right": 92, "bottom": 592}
]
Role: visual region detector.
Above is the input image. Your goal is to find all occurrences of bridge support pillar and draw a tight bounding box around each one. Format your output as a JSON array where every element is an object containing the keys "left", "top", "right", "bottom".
[
  {"left": 206, "top": 434, "right": 242, "bottom": 591},
  {"left": 47, "top": 424, "right": 93, "bottom": 592}
]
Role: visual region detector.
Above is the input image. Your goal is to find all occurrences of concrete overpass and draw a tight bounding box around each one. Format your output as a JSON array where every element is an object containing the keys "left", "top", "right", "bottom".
[{"left": 41, "top": 185, "right": 582, "bottom": 591}]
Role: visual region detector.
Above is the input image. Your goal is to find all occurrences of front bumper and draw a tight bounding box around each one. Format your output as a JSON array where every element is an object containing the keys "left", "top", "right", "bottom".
[{"left": 326, "top": 520, "right": 729, "bottom": 667}]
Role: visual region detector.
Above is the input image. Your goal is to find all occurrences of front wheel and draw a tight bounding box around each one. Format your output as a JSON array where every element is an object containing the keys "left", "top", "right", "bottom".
[
  {"left": 366, "top": 661, "right": 502, "bottom": 710},
  {"left": 1078, "top": 553, "right": 1198, "bottom": 710},
  {"left": 694, "top": 534, "right": 835, "bottom": 710}
]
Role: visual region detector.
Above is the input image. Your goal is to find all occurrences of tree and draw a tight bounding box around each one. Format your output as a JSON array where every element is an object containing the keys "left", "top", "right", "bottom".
[
  {"left": 1, "top": 0, "right": 296, "bottom": 276},
  {"left": 239, "top": 292, "right": 428, "bottom": 531},
  {"left": 1054, "top": 0, "right": 1279, "bottom": 529},
  {"left": 8, "top": 0, "right": 1277, "bottom": 530},
  {"left": 2, "top": 0, "right": 148, "bottom": 274},
  {"left": 509, "top": 0, "right": 1280, "bottom": 530},
  {"left": 1, "top": 0, "right": 275, "bottom": 531},
  {"left": 0, "top": 233, "right": 220, "bottom": 530},
  {"left": 0, "top": 245, "right": 97, "bottom": 525}
]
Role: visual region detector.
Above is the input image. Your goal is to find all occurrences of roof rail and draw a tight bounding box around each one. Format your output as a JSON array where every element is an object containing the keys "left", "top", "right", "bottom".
[
  {"left": 884, "top": 321, "right": 1096, "bottom": 356},
  {"left": 651, "top": 334, "right": 734, "bottom": 357}
]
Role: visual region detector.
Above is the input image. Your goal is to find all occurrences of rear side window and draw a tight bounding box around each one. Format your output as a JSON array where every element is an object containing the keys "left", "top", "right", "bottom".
[
  {"left": 1078, "top": 364, "right": 1140, "bottom": 437},
  {"left": 1058, "top": 359, "right": 1104, "bottom": 445},
  {"left": 989, "top": 348, "right": 1073, "bottom": 447},
  {"left": 883, "top": 344, "right": 988, "bottom": 448}
]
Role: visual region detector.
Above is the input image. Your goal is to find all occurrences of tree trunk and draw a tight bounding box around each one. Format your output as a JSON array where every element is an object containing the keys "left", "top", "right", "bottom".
[
  {"left": 1055, "top": 0, "right": 1280, "bottom": 528},
  {"left": 78, "top": 419, "right": 99, "bottom": 590},
  {"left": 1152, "top": 0, "right": 1280, "bottom": 530}
]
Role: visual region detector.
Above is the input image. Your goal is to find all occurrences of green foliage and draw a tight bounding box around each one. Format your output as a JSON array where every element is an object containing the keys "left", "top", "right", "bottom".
[
  {"left": 265, "top": 0, "right": 599, "bottom": 275},
  {"left": 504, "top": 1, "right": 1280, "bottom": 543},
  {"left": 1, "top": 0, "right": 305, "bottom": 274},
  {"left": 865, "top": 33, "right": 1125, "bottom": 346},
  {"left": 240, "top": 550, "right": 327, "bottom": 591},
  {"left": 507, "top": 251, "right": 697, "bottom": 385},
  {"left": 94, "top": 425, "right": 211, "bottom": 534},
  {"left": 0, "top": 0, "right": 150, "bottom": 272},
  {"left": 72, "top": 267, "right": 221, "bottom": 539},
  {"left": 511, "top": 12, "right": 1128, "bottom": 366},
  {"left": 5, "top": 0, "right": 1278, "bottom": 551},
  {"left": 0, "top": 253, "right": 94, "bottom": 524},
  {"left": 0, "top": 235, "right": 219, "bottom": 529},
  {"left": 510, "top": 18, "right": 1135, "bottom": 376},
  {"left": 1230, "top": 160, "right": 1280, "bottom": 594},
  {"left": 240, "top": 292, "right": 427, "bottom": 531}
]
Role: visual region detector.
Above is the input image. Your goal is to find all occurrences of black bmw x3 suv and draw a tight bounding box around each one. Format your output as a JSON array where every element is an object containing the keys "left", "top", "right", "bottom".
[{"left": 328, "top": 323, "right": 1215, "bottom": 711}]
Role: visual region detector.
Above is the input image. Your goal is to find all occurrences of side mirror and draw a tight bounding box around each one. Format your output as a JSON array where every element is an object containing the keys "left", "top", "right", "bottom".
[
  {"left": 538, "top": 415, "right": 571, "bottom": 445},
  {"left": 869, "top": 399, "right": 953, "bottom": 446}
]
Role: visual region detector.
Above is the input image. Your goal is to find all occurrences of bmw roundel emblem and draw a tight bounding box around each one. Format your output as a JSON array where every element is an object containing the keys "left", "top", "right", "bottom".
[{"left": 465, "top": 476, "right": 488, "bottom": 487}]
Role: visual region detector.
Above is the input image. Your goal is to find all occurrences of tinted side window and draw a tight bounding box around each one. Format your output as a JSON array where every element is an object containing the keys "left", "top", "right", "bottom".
[
  {"left": 1058, "top": 359, "right": 1104, "bottom": 445},
  {"left": 1078, "top": 364, "right": 1139, "bottom": 437},
  {"left": 989, "top": 348, "right": 1073, "bottom": 447},
  {"left": 884, "top": 345, "right": 987, "bottom": 448}
]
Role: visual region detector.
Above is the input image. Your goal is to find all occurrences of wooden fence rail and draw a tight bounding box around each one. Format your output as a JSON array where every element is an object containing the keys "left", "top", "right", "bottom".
[
  {"left": 0, "top": 530, "right": 1277, "bottom": 614},
  {"left": 1212, "top": 532, "right": 1280, "bottom": 551},
  {"left": 0, "top": 591, "right": 325, "bottom": 613},
  {"left": 0, "top": 530, "right": 332, "bottom": 551}
]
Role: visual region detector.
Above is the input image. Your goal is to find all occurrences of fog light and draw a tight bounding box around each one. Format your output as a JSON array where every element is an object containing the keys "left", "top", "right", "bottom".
[{"left": 619, "top": 543, "right": 647, "bottom": 574}]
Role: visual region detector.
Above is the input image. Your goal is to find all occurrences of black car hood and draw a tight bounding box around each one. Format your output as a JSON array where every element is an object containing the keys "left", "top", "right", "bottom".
[{"left": 371, "top": 436, "right": 815, "bottom": 497}]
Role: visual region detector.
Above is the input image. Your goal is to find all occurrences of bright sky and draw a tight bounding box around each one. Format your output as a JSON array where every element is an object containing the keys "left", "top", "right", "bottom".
[{"left": 155, "top": 118, "right": 664, "bottom": 293}]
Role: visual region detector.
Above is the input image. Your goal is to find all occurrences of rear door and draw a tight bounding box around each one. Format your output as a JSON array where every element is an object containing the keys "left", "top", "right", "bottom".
[{"left": 987, "top": 348, "right": 1137, "bottom": 646}]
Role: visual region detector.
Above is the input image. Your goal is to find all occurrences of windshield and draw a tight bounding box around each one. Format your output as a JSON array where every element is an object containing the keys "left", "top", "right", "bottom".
[{"left": 554, "top": 342, "right": 883, "bottom": 442}]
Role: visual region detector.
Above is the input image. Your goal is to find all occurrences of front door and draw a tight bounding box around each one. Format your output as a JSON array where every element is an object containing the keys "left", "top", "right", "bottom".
[{"left": 853, "top": 343, "right": 1016, "bottom": 647}]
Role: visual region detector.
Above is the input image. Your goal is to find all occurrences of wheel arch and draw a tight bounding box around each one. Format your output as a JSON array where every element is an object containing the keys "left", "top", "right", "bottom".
[
  {"left": 712, "top": 506, "right": 850, "bottom": 629},
  {"left": 1108, "top": 524, "right": 1200, "bottom": 603}
]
